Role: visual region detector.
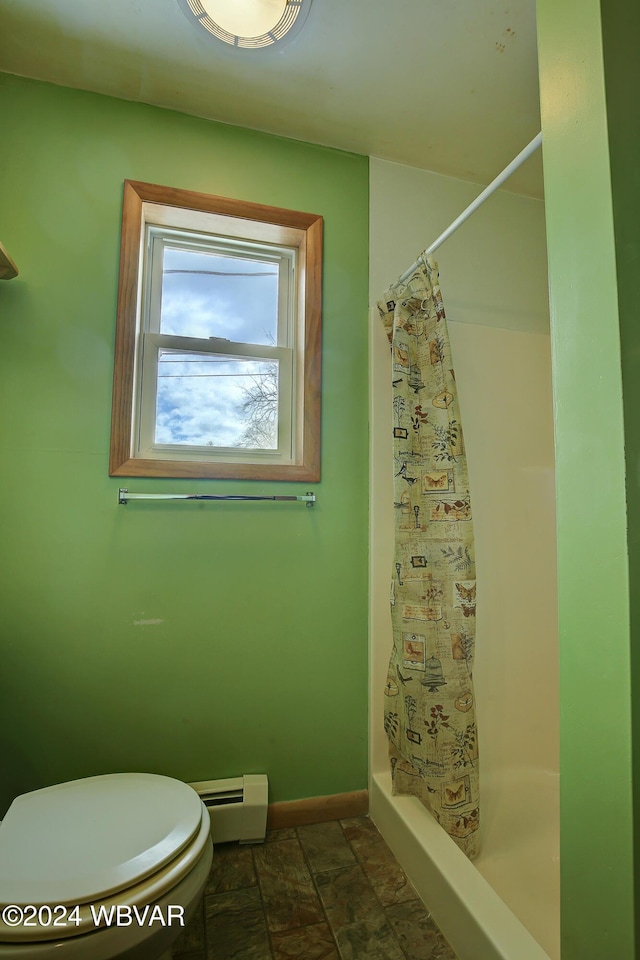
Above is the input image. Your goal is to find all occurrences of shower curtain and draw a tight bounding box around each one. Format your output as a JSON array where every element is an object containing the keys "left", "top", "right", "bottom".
[{"left": 378, "top": 254, "right": 480, "bottom": 859}]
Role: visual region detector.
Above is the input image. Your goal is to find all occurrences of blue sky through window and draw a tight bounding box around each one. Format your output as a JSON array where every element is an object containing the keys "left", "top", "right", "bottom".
[
  {"left": 160, "top": 246, "right": 278, "bottom": 343},
  {"left": 154, "top": 246, "right": 280, "bottom": 448},
  {"left": 155, "top": 352, "right": 279, "bottom": 448}
]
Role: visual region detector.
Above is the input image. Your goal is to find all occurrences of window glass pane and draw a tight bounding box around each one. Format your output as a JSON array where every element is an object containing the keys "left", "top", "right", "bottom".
[
  {"left": 160, "top": 246, "right": 279, "bottom": 345},
  {"left": 155, "top": 350, "right": 279, "bottom": 450}
]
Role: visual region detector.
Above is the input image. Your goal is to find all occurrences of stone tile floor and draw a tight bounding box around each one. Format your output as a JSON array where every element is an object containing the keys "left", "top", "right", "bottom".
[{"left": 172, "top": 816, "right": 458, "bottom": 960}]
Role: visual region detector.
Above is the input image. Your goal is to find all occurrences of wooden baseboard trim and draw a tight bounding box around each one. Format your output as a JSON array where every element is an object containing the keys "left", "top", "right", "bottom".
[{"left": 266, "top": 789, "right": 369, "bottom": 830}]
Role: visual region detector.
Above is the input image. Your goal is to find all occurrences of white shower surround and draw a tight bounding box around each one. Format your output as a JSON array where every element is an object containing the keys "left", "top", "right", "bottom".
[
  {"left": 369, "top": 158, "right": 558, "bottom": 960},
  {"left": 370, "top": 766, "right": 557, "bottom": 960}
]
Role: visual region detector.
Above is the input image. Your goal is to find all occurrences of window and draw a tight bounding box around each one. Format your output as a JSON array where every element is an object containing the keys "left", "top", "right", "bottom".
[{"left": 109, "top": 180, "right": 323, "bottom": 480}]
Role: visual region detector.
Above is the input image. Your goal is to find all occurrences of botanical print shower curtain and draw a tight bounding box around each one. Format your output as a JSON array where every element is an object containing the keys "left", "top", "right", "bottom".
[{"left": 378, "top": 254, "right": 480, "bottom": 859}]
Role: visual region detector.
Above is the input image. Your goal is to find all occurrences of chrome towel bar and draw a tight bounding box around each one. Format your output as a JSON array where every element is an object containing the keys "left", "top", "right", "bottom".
[{"left": 118, "top": 488, "right": 315, "bottom": 506}]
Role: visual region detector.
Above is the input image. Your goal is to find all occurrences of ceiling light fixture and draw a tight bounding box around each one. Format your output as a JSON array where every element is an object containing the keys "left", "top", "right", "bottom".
[{"left": 180, "top": 0, "right": 313, "bottom": 51}]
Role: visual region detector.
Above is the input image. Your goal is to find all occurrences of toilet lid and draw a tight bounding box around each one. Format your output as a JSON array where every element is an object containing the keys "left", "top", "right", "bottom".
[{"left": 0, "top": 773, "right": 204, "bottom": 907}]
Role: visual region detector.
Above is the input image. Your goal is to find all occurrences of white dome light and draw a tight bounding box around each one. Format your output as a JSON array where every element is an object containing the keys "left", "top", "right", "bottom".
[{"left": 181, "top": 0, "right": 313, "bottom": 50}]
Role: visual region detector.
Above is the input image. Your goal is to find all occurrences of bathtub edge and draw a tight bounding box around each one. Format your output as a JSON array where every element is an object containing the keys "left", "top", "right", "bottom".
[{"left": 369, "top": 771, "right": 551, "bottom": 960}]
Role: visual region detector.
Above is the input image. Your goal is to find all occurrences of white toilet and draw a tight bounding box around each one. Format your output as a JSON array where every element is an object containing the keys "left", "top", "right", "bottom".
[{"left": 0, "top": 773, "right": 213, "bottom": 959}]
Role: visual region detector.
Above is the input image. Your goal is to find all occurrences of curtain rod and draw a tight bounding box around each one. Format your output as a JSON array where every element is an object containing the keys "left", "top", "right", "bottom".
[
  {"left": 398, "top": 131, "right": 542, "bottom": 285},
  {"left": 118, "top": 488, "right": 316, "bottom": 506}
]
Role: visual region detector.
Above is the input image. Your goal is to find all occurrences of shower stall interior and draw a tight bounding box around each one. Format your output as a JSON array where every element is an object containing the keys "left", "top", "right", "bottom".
[{"left": 368, "top": 156, "right": 558, "bottom": 960}]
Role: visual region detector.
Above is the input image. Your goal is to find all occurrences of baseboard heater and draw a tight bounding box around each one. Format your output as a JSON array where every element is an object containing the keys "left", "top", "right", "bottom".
[{"left": 189, "top": 774, "right": 268, "bottom": 844}]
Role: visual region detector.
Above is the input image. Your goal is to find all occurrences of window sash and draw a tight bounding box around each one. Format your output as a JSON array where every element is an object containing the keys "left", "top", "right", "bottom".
[
  {"left": 136, "top": 228, "right": 297, "bottom": 463},
  {"left": 136, "top": 334, "right": 295, "bottom": 462},
  {"left": 145, "top": 228, "right": 296, "bottom": 347}
]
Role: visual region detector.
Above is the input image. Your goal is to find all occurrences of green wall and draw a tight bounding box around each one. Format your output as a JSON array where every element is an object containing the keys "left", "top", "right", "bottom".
[
  {"left": 537, "top": 0, "right": 636, "bottom": 956},
  {"left": 0, "top": 75, "right": 369, "bottom": 814},
  {"left": 601, "top": 0, "right": 640, "bottom": 944}
]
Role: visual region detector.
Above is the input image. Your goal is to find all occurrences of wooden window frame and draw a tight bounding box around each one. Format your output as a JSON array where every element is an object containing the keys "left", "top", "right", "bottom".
[{"left": 109, "top": 180, "right": 323, "bottom": 481}]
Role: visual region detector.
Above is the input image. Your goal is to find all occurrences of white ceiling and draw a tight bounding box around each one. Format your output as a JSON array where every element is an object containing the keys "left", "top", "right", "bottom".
[{"left": 0, "top": 0, "right": 543, "bottom": 197}]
